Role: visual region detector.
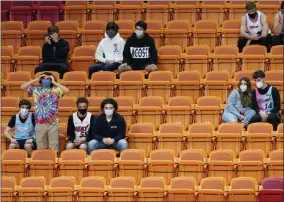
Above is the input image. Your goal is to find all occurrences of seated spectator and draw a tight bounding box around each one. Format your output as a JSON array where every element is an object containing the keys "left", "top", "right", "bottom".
[
  {"left": 66, "top": 97, "right": 96, "bottom": 152},
  {"left": 88, "top": 98, "right": 128, "bottom": 154},
  {"left": 249, "top": 70, "right": 281, "bottom": 130},
  {"left": 34, "top": 25, "right": 70, "bottom": 79},
  {"left": 238, "top": 1, "right": 271, "bottom": 52},
  {"left": 4, "top": 99, "right": 36, "bottom": 156},
  {"left": 272, "top": 1, "right": 284, "bottom": 46},
  {"left": 21, "top": 72, "right": 69, "bottom": 152},
  {"left": 89, "top": 22, "right": 125, "bottom": 79},
  {"left": 222, "top": 77, "right": 256, "bottom": 129},
  {"left": 118, "top": 21, "right": 157, "bottom": 74}
]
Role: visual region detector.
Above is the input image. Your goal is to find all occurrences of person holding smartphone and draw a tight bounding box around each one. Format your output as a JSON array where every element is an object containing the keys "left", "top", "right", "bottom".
[{"left": 34, "top": 25, "right": 70, "bottom": 79}]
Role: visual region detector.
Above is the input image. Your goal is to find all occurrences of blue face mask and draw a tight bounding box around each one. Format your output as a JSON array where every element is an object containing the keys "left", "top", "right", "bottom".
[
  {"left": 135, "top": 30, "right": 144, "bottom": 38},
  {"left": 42, "top": 79, "right": 51, "bottom": 88}
]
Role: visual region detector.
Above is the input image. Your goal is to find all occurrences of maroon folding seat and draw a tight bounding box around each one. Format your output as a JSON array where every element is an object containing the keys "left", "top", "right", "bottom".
[
  {"left": 9, "top": 1, "right": 35, "bottom": 27},
  {"left": 1, "top": 1, "right": 10, "bottom": 22},
  {"left": 259, "top": 177, "right": 283, "bottom": 202},
  {"left": 36, "top": 1, "right": 64, "bottom": 24}
]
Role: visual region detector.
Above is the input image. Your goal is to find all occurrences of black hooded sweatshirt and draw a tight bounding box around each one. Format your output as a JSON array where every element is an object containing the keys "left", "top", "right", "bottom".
[
  {"left": 123, "top": 33, "right": 157, "bottom": 70},
  {"left": 42, "top": 39, "right": 69, "bottom": 64}
]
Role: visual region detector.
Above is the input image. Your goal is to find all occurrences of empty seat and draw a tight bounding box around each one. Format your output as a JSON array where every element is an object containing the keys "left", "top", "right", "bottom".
[
  {"left": 90, "top": 1, "right": 116, "bottom": 23},
  {"left": 1, "top": 97, "right": 19, "bottom": 124},
  {"left": 9, "top": 1, "right": 35, "bottom": 27},
  {"left": 178, "top": 149, "right": 206, "bottom": 185},
  {"left": 114, "top": 20, "right": 135, "bottom": 40},
  {"left": 1, "top": 1, "right": 10, "bottom": 22},
  {"left": 212, "top": 45, "right": 239, "bottom": 77},
  {"left": 127, "top": 123, "right": 155, "bottom": 158},
  {"left": 227, "top": 177, "right": 257, "bottom": 202},
  {"left": 221, "top": 20, "right": 241, "bottom": 46},
  {"left": 81, "top": 20, "right": 106, "bottom": 47},
  {"left": 90, "top": 71, "right": 116, "bottom": 98},
  {"left": 118, "top": 149, "right": 145, "bottom": 184},
  {"left": 64, "top": 1, "right": 89, "bottom": 28},
  {"left": 172, "top": 1, "right": 199, "bottom": 25},
  {"left": 61, "top": 71, "right": 88, "bottom": 97},
  {"left": 195, "top": 96, "right": 222, "bottom": 129},
  {"left": 240, "top": 45, "right": 267, "bottom": 71},
  {"left": 267, "top": 149, "right": 283, "bottom": 177},
  {"left": 267, "top": 45, "right": 283, "bottom": 71},
  {"left": 26, "top": 20, "right": 52, "bottom": 47},
  {"left": 87, "top": 96, "right": 104, "bottom": 115},
  {"left": 114, "top": 96, "right": 135, "bottom": 129},
  {"left": 226, "top": 1, "right": 247, "bottom": 20},
  {"left": 137, "top": 96, "right": 165, "bottom": 130},
  {"left": 168, "top": 177, "right": 196, "bottom": 202},
  {"left": 204, "top": 71, "right": 230, "bottom": 104},
  {"left": 197, "top": 177, "right": 226, "bottom": 201},
  {"left": 200, "top": 1, "right": 226, "bottom": 26},
  {"left": 107, "top": 177, "right": 136, "bottom": 202},
  {"left": 18, "top": 177, "right": 46, "bottom": 202},
  {"left": 87, "top": 149, "right": 116, "bottom": 184},
  {"left": 1, "top": 46, "right": 14, "bottom": 79},
  {"left": 144, "top": 1, "right": 171, "bottom": 26},
  {"left": 265, "top": 70, "right": 283, "bottom": 104},
  {"left": 208, "top": 150, "right": 236, "bottom": 185},
  {"left": 147, "top": 149, "right": 176, "bottom": 184},
  {"left": 157, "top": 45, "right": 182, "bottom": 78},
  {"left": 138, "top": 177, "right": 166, "bottom": 202},
  {"left": 70, "top": 46, "right": 96, "bottom": 72},
  {"left": 116, "top": 1, "right": 143, "bottom": 23},
  {"left": 259, "top": 177, "right": 284, "bottom": 202},
  {"left": 118, "top": 71, "right": 145, "bottom": 104},
  {"left": 165, "top": 96, "right": 193, "bottom": 130},
  {"left": 47, "top": 176, "right": 75, "bottom": 201},
  {"left": 58, "top": 149, "right": 86, "bottom": 184},
  {"left": 1, "top": 21, "right": 24, "bottom": 53},
  {"left": 145, "top": 20, "right": 163, "bottom": 48},
  {"left": 183, "top": 45, "right": 210, "bottom": 78},
  {"left": 1, "top": 177, "right": 16, "bottom": 202},
  {"left": 2, "top": 149, "right": 27, "bottom": 184},
  {"left": 36, "top": 1, "right": 63, "bottom": 24},
  {"left": 164, "top": 20, "right": 191, "bottom": 51},
  {"left": 237, "top": 150, "right": 265, "bottom": 184},
  {"left": 257, "top": 1, "right": 280, "bottom": 22},
  {"left": 78, "top": 177, "right": 106, "bottom": 202},
  {"left": 147, "top": 71, "right": 173, "bottom": 102},
  {"left": 29, "top": 150, "right": 57, "bottom": 184},
  {"left": 275, "top": 123, "right": 283, "bottom": 149},
  {"left": 246, "top": 123, "right": 273, "bottom": 157},
  {"left": 58, "top": 97, "right": 77, "bottom": 123},
  {"left": 59, "top": 123, "right": 67, "bottom": 156},
  {"left": 216, "top": 123, "right": 243, "bottom": 157}
]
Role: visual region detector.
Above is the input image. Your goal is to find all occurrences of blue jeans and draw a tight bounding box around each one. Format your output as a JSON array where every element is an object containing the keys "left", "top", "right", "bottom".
[
  {"left": 88, "top": 139, "right": 128, "bottom": 154},
  {"left": 222, "top": 109, "right": 256, "bottom": 126},
  {"left": 89, "top": 62, "right": 120, "bottom": 79}
]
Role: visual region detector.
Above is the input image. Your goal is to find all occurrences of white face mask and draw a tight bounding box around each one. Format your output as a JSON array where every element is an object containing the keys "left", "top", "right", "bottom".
[
  {"left": 104, "top": 109, "right": 114, "bottom": 116},
  {"left": 20, "top": 108, "right": 29, "bottom": 116},
  {"left": 240, "top": 84, "right": 247, "bottom": 92},
  {"left": 135, "top": 30, "right": 144, "bottom": 37},
  {"left": 256, "top": 81, "right": 264, "bottom": 89}
]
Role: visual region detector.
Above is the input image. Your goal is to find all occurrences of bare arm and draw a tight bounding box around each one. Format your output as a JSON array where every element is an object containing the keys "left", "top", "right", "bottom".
[
  {"left": 20, "top": 77, "right": 40, "bottom": 92},
  {"left": 273, "top": 13, "right": 283, "bottom": 36},
  {"left": 4, "top": 127, "right": 15, "bottom": 142},
  {"left": 260, "top": 14, "right": 269, "bottom": 38},
  {"left": 53, "top": 81, "right": 69, "bottom": 95},
  {"left": 240, "top": 15, "right": 253, "bottom": 39}
]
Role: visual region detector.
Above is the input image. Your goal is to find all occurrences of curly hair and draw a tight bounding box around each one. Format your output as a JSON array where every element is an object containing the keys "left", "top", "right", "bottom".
[{"left": 238, "top": 77, "right": 253, "bottom": 107}]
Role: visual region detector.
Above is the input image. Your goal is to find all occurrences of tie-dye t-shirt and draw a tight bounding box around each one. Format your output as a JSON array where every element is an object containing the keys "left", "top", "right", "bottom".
[{"left": 28, "top": 86, "right": 63, "bottom": 124}]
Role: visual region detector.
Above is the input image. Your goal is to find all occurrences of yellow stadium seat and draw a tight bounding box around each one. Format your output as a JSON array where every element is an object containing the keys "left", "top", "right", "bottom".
[
  {"left": 70, "top": 46, "right": 96, "bottom": 72},
  {"left": 200, "top": 1, "right": 226, "bottom": 26},
  {"left": 87, "top": 149, "right": 116, "bottom": 185},
  {"left": 265, "top": 70, "right": 283, "bottom": 104},
  {"left": 240, "top": 45, "right": 267, "bottom": 71},
  {"left": 48, "top": 176, "right": 75, "bottom": 202},
  {"left": 127, "top": 123, "right": 155, "bottom": 158},
  {"left": 90, "top": 71, "right": 116, "bottom": 98},
  {"left": 116, "top": 1, "right": 144, "bottom": 23},
  {"left": 107, "top": 177, "right": 136, "bottom": 202},
  {"left": 164, "top": 20, "right": 191, "bottom": 51},
  {"left": 138, "top": 177, "right": 166, "bottom": 202},
  {"left": 257, "top": 1, "right": 280, "bottom": 22},
  {"left": 267, "top": 149, "right": 283, "bottom": 178},
  {"left": 212, "top": 45, "right": 239, "bottom": 78},
  {"left": 90, "top": 1, "right": 116, "bottom": 23},
  {"left": 81, "top": 20, "right": 106, "bottom": 47},
  {"left": 168, "top": 177, "right": 196, "bottom": 202},
  {"left": 1, "top": 46, "right": 14, "bottom": 79},
  {"left": 232, "top": 70, "right": 255, "bottom": 89},
  {"left": 1, "top": 21, "right": 24, "bottom": 54},
  {"left": 118, "top": 71, "right": 145, "bottom": 104},
  {"left": 237, "top": 149, "right": 265, "bottom": 184},
  {"left": 64, "top": 1, "right": 89, "bottom": 28},
  {"left": 197, "top": 177, "right": 226, "bottom": 201},
  {"left": 144, "top": 1, "right": 171, "bottom": 26},
  {"left": 183, "top": 45, "right": 210, "bottom": 78},
  {"left": 58, "top": 97, "right": 77, "bottom": 123},
  {"left": 137, "top": 96, "right": 165, "bottom": 130},
  {"left": 114, "top": 96, "right": 135, "bottom": 129},
  {"left": 87, "top": 96, "right": 104, "bottom": 115},
  {"left": 29, "top": 150, "right": 56, "bottom": 185},
  {"left": 275, "top": 123, "right": 283, "bottom": 149},
  {"left": 61, "top": 71, "right": 88, "bottom": 97},
  {"left": 18, "top": 177, "right": 46, "bottom": 202},
  {"left": 1, "top": 177, "right": 16, "bottom": 202},
  {"left": 221, "top": 20, "right": 241, "bottom": 46},
  {"left": 118, "top": 149, "right": 145, "bottom": 185},
  {"left": 172, "top": 1, "right": 199, "bottom": 25},
  {"left": 26, "top": 21, "right": 51, "bottom": 48},
  {"left": 114, "top": 20, "right": 135, "bottom": 40},
  {"left": 145, "top": 20, "right": 163, "bottom": 48},
  {"left": 186, "top": 123, "right": 214, "bottom": 157},
  {"left": 178, "top": 149, "right": 206, "bottom": 185},
  {"left": 1, "top": 123, "right": 11, "bottom": 153},
  {"left": 59, "top": 123, "right": 67, "bottom": 156},
  {"left": 267, "top": 45, "right": 284, "bottom": 71},
  {"left": 195, "top": 96, "right": 222, "bottom": 129},
  {"left": 78, "top": 177, "right": 106, "bottom": 202},
  {"left": 157, "top": 45, "right": 182, "bottom": 78},
  {"left": 2, "top": 149, "right": 27, "bottom": 184},
  {"left": 1, "top": 97, "right": 19, "bottom": 124}
]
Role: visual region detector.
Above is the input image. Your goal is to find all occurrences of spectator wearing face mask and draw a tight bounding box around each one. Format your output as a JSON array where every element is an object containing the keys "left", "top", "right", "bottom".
[
  {"left": 20, "top": 72, "right": 69, "bottom": 152},
  {"left": 118, "top": 21, "right": 158, "bottom": 74},
  {"left": 88, "top": 98, "right": 128, "bottom": 154},
  {"left": 88, "top": 22, "right": 125, "bottom": 79},
  {"left": 238, "top": 1, "right": 272, "bottom": 52},
  {"left": 222, "top": 77, "right": 256, "bottom": 130},
  {"left": 272, "top": 1, "right": 284, "bottom": 46},
  {"left": 4, "top": 99, "right": 36, "bottom": 157},
  {"left": 249, "top": 70, "right": 281, "bottom": 130},
  {"left": 66, "top": 97, "right": 96, "bottom": 152}
]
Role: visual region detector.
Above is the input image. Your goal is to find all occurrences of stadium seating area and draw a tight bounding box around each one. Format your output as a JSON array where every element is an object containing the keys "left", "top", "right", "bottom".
[{"left": 1, "top": 1, "right": 283, "bottom": 201}]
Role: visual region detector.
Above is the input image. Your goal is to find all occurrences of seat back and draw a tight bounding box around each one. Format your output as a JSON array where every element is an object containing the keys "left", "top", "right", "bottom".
[
  {"left": 91, "top": 1, "right": 116, "bottom": 23},
  {"left": 5, "top": 71, "right": 31, "bottom": 99},
  {"left": 114, "top": 20, "right": 135, "bottom": 40},
  {"left": 108, "top": 177, "right": 135, "bottom": 202},
  {"left": 267, "top": 149, "right": 283, "bottom": 177},
  {"left": 18, "top": 177, "right": 45, "bottom": 202},
  {"left": 71, "top": 46, "right": 96, "bottom": 72},
  {"left": 172, "top": 1, "right": 199, "bottom": 24},
  {"left": 241, "top": 45, "right": 267, "bottom": 71},
  {"left": 117, "top": 1, "right": 143, "bottom": 23},
  {"left": 26, "top": 21, "right": 51, "bottom": 47},
  {"left": 64, "top": 1, "right": 89, "bottom": 28},
  {"left": 144, "top": 1, "right": 171, "bottom": 26},
  {"left": 228, "top": 177, "right": 257, "bottom": 202},
  {"left": 62, "top": 71, "right": 88, "bottom": 97},
  {"left": 168, "top": 177, "right": 196, "bottom": 202},
  {"left": 145, "top": 20, "right": 163, "bottom": 48},
  {"left": 276, "top": 123, "right": 283, "bottom": 150},
  {"left": 221, "top": 20, "right": 241, "bottom": 46},
  {"left": 269, "top": 45, "right": 284, "bottom": 71},
  {"left": 81, "top": 20, "right": 106, "bottom": 46},
  {"left": 1, "top": 177, "right": 16, "bottom": 202},
  {"left": 90, "top": 71, "right": 116, "bottom": 98},
  {"left": 114, "top": 96, "right": 135, "bottom": 129},
  {"left": 78, "top": 176, "right": 105, "bottom": 202},
  {"left": 49, "top": 176, "right": 75, "bottom": 202},
  {"left": 265, "top": 70, "right": 283, "bottom": 103},
  {"left": 1, "top": 97, "right": 19, "bottom": 124},
  {"left": 138, "top": 177, "right": 166, "bottom": 202},
  {"left": 198, "top": 177, "right": 225, "bottom": 201},
  {"left": 1, "top": 46, "right": 14, "bottom": 79},
  {"left": 56, "top": 21, "right": 79, "bottom": 53},
  {"left": 1, "top": 21, "right": 24, "bottom": 53},
  {"left": 200, "top": 1, "right": 226, "bottom": 25},
  {"left": 58, "top": 97, "right": 77, "bottom": 123}
]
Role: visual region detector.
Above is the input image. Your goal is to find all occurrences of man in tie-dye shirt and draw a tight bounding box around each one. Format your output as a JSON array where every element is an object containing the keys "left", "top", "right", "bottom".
[{"left": 21, "top": 72, "right": 69, "bottom": 151}]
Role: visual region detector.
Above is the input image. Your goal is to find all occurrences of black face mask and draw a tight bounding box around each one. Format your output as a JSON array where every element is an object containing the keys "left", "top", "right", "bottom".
[
  {"left": 78, "top": 108, "right": 87, "bottom": 115},
  {"left": 248, "top": 12, "right": 257, "bottom": 19}
]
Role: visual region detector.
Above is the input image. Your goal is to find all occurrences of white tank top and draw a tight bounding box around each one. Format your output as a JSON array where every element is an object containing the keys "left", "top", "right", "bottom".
[
  {"left": 246, "top": 11, "right": 263, "bottom": 35},
  {"left": 73, "top": 112, "right": 92, "bottom": 139},
  {"left": 256, "top": 86, "right": 274, "bottom": 113}
]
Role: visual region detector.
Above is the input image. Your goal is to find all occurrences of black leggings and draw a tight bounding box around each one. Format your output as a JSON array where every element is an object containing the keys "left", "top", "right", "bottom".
[
  {"left": 35, "top": 63, "right": 68, "bottom": 79},
  {"left": 272, "top": 34, "right": 284, "bottom": 46},
  {"left": 249, "top": 113, "right": 280, "bottom": 131},
  {"left": 237, "top": 35, "right": 272, "bottom": 53}
]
